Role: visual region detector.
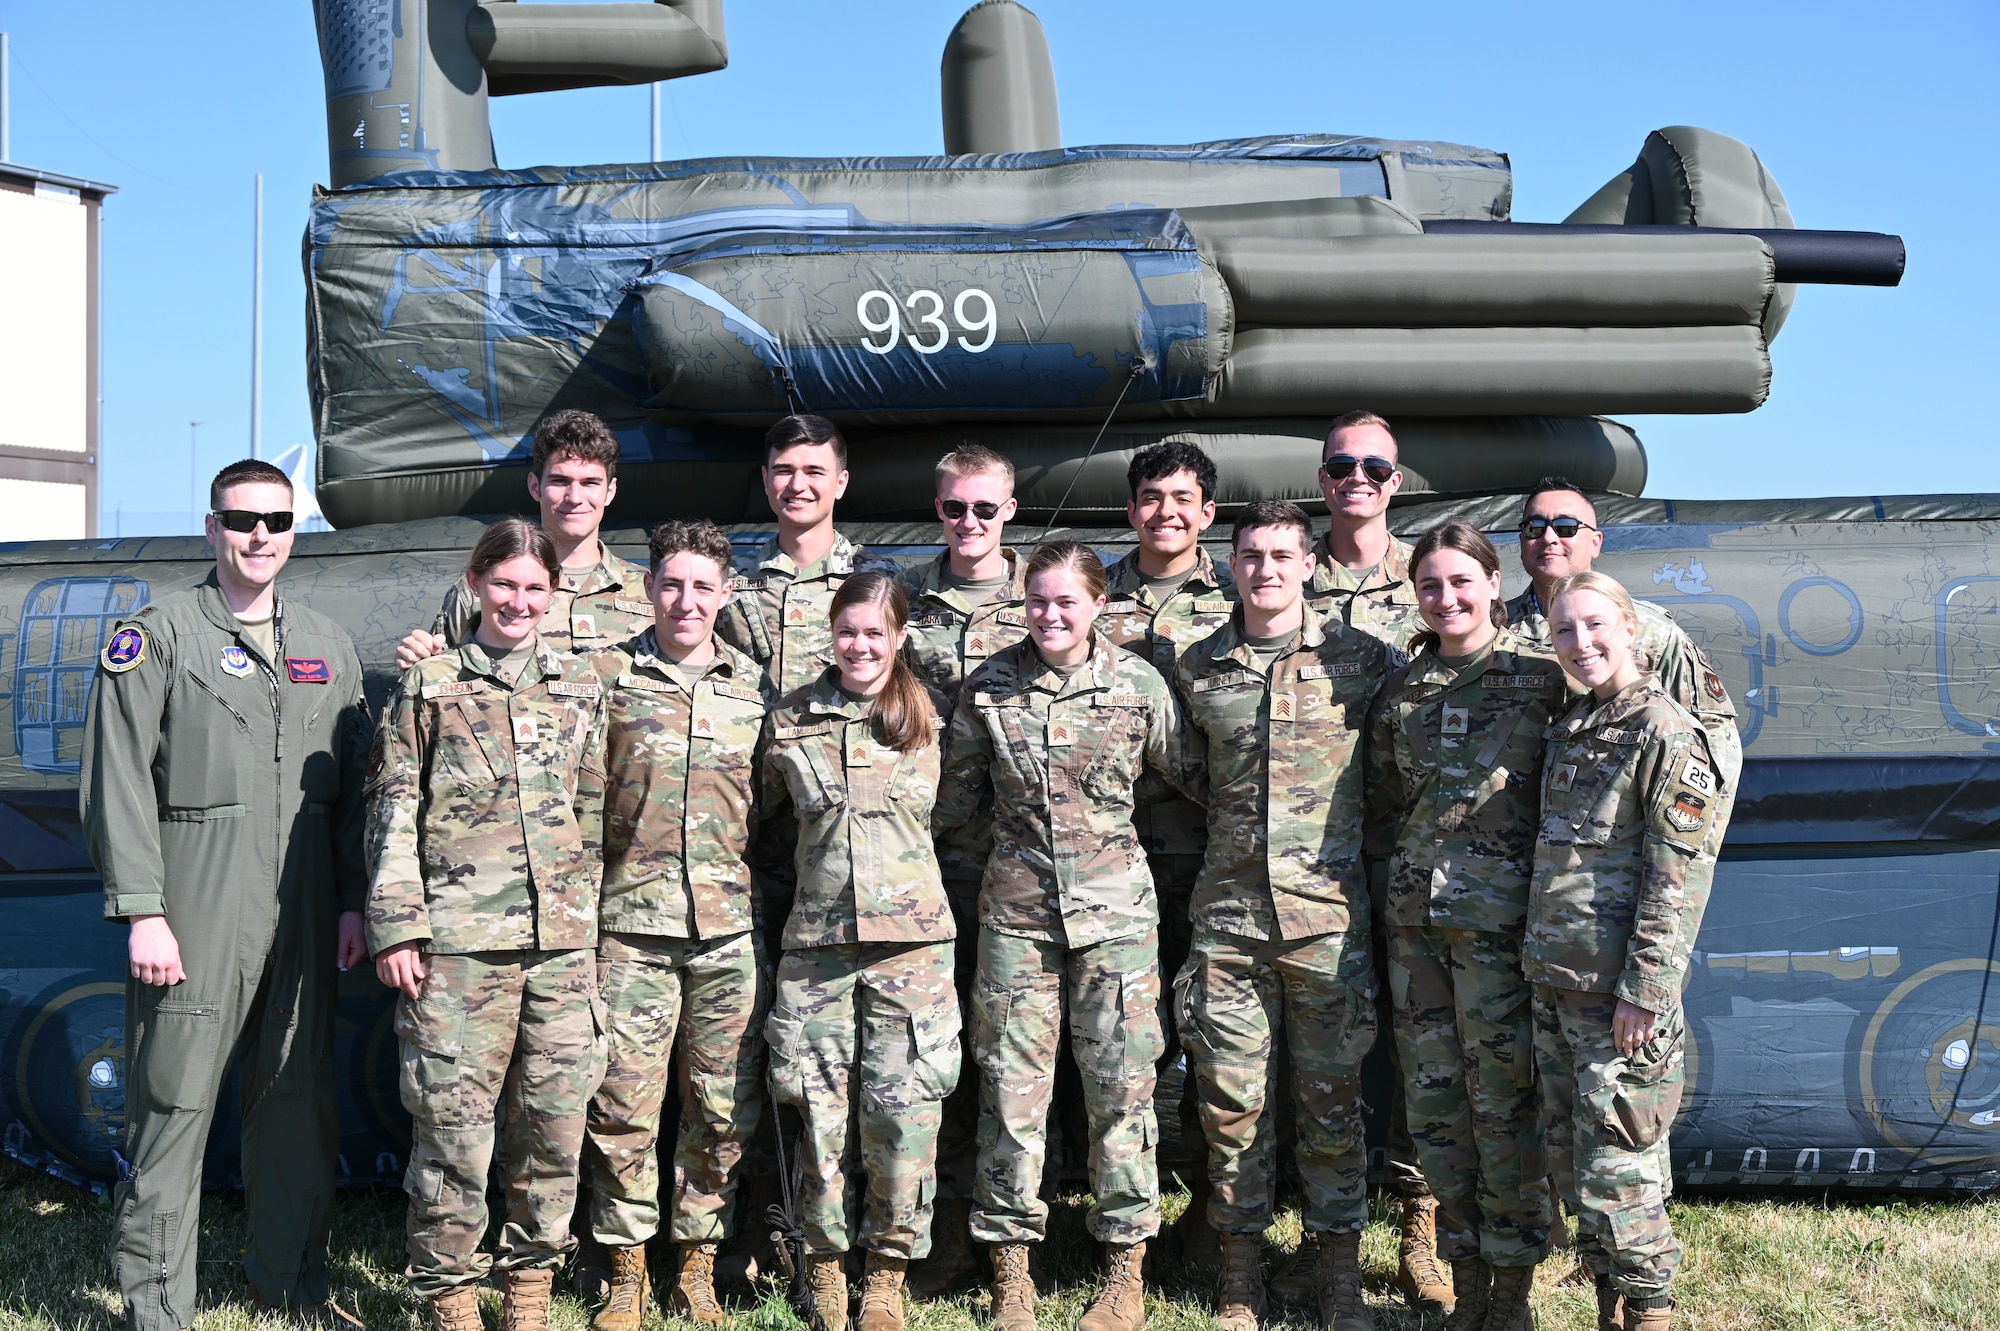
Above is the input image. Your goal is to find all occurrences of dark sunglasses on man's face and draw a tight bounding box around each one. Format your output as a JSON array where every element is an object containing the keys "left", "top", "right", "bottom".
[
  {"left": 1519, "top": 516, "right": 1598, "bottom": 540},
  {"left": 1320, "top": 456, "right": 1398, "bottom": 485},
  {"left": 212, "top": 509, "right": 295, "bottom": 534},
  {"left": 939, "top": 499, "right": 1003, "bottom": 521}
]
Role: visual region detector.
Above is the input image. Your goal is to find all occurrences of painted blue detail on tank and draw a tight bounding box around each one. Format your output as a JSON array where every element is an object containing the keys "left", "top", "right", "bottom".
[
  {"left": 1936, "top": 577, "right": 2000, "bottom": 739},
  {"left": 1779, "top": 577, "right": 1866, "bottom": 657},
  {"left": 9, "top": 577, "right": 149, "bottom": 775}
]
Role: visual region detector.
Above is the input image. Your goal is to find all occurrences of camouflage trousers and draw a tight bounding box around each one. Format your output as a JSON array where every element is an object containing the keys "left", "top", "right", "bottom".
[
  {"left": 767, "top": 941, "right": 961, "bottom": 1257},
  {"left": 933, "top": 876, "right": 984, "bottom": 1201},
  {"left": 397, "top": 949, "right": 606, "bottom": 1295},
  {"left": 1388, "top": 926, "right": 1552, "bottom": 1266},
  {"left": 1371, "top": 876, "right": 1432, "bottom": 1201},
  {"left": 584, "top": 930, "right": 769, "bottom": 1248},
  {"left": 1175, "top": 927, "right": 1377, "bottom": 1234},
  {"left": 1532, "top": 984, "right": 1685, "bottom": 1300},
  {"left": 970, "top": 928, "right": 1165, "bottom": 1246}
]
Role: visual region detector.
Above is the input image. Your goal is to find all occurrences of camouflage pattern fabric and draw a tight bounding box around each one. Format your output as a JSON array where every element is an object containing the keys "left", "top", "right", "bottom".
[
  {"left": 1173, "top": 928, "right": 1378, "bottom": 1233},
  {"left": 585, "top": 929, "right": 769, "bottom": 1246},
  {"left": 718, "top": 531, "right": 900, "bottom": 696},
  {"left": 396, "top": 948, "right": 607, "bottom": 1295},
  {"left": 584, "top": 629, "right": 770, "bottom": 939},
  {"left": 934, "top": 635, "right": 1187, "bottom": 949},
  {"left": 968, "top": 928, "right": 1164, "bottom": 1245},
  {"left": 1532, "top": 985, "right": 1684, "bottom": 1300},
  {"left": 1509, "top": 589, "right": 1742, "bottom": 851},
  {"left": 1528, "top": 679, "right": 1721, "bottom": 1016},
  {"left": 365, "top": 640, "right": 608, "bottom": 955},
  {"left": 766, "top": 940, "right": 961, "bottom": 1256},
  {"left": 1387, "top": 925, "right": 1550, "bottom": 1266},
  {"left": 896, "top": 547, "right": 1031, "bottom": 699},
  {"left": 437, "top": 543, "right": 653, "bottom": 655},
  {"left": 1364, "top": 632, "right": 1571, "bottom": 935},
  {"left": 757, "top": 671, "right": 955, "bottom": 950},
  {"left": 1173, "top": 604, "right": 1401, "bottom": 941},
  {"left": 1307, "top": 532, "right": 1424, "bottom": 650}
]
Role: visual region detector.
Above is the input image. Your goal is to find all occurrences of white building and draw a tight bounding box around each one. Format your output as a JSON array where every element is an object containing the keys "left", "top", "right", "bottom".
[{"left": 0, "top": 162, "right": 112, "bottom": 541}]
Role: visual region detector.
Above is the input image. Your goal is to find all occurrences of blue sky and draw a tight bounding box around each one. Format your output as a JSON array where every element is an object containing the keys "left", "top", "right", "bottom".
[{"left": 1, "top": 0, "right": 1994, "bottom": 530}]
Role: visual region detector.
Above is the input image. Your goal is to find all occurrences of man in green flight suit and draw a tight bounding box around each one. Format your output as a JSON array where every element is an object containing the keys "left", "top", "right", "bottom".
[{"left": 82, "top": 459, "right": 372, "bottom": 1331}]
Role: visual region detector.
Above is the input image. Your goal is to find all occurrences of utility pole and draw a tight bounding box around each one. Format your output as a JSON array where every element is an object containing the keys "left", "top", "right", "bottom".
[
  {"left": 251, "top": 173, "right": 263, "bottom": 460},
  {"left": 650, "top": 83, "right": 661, "bottom": 161},
  {"left": 189, "top": 421, "right": 203, "bottom": 533}
]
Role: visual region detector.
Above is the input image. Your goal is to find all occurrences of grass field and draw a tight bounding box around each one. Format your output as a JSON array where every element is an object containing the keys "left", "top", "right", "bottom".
[{"left": 4, "top": 1159, "right": 1997, "bottom": 1331}]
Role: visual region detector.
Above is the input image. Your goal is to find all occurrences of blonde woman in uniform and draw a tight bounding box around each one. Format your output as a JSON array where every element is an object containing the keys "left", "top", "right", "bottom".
[{"left": 759, "top": 570, "right": 958, "bottom": 1331}]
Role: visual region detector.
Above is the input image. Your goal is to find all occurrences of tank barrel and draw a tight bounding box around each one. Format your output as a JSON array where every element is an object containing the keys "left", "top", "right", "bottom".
[{"left": 1422, "top": 221, "right": 1905, "bottom": 287}]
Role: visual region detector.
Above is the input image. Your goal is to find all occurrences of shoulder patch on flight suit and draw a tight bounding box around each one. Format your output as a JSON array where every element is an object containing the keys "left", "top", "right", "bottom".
[
  {"left": 422, "top": 679, "right": 484, "bottom": 700},
  {"left": 101, "top": 625, "right": 147, "bottom": 673}
]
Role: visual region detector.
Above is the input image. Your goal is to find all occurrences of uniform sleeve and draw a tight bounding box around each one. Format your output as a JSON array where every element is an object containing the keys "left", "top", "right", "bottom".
[
  {"left": 81, "top": 622, "right": 173, "bottom": 919},
  {"left": 363, "top": 673, "right": 434, "bottom": 954},
  {"left": 1620, "top": 730, "right": 1721, "bottom": 1013},
  {"left": 1169, "top": 655, "right": 1212, "bottom": 809},
  {"left": 751, "top": 715, "right": 800, "bottom": 892},
  {"left": 1141, "top": 671, "right": 1198, "bottom": 804},
  {"left": 572, "top": 690, "right": 609, "bottom": 859},
  {"left": 1362, "top": 686, "right": 1407, "bottom": 868},
  {"left": 931, "top": 683, "right": 994, "bottom": 837},
  {"left": 436, "top": 576, "right": 478, "bottom": 646},
  {"left": 332, "top": 636, "right": 373, "bottom": 914},
  {"left": 715, "top": 594, "right": 770, "bottom": 669}
]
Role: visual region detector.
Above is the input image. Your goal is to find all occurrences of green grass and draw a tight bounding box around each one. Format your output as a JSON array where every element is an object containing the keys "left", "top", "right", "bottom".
[{"left": 4, "top": 1159, "right": 1998, "bottom": 1331}]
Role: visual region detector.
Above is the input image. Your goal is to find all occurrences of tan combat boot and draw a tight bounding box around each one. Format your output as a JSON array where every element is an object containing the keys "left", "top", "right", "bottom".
[
  {"left": 1314, "top": 1230, "right": 1373, "bottom": 1331},
  {"left": 1439, "top": 1260, "right": 1489, "bottom": 1331},
  {"left": 909, "top": 1197, "right": 981, "bottom": 1298},
  {"left": 1266, "top": 1231, "right": 1326, "bottom": 1304},
  {"left": 1213, "top": 1233, "right": 1266, "bottom": 1331},
  {"left": 1077, "top": 1241, "right": 1146, "bottom": 1331},
  {"left": 671, "top": 1242, "right": 727, "bottom": 1326},
  {"left": 1481, "top": 1262, "right": 1536, "bottom": 1331},
  {"left": 1593, "top": 1273, "right": 1622, "bottom": 1331},
  {"left": 501, "top": 1269, "right": 555, "bottom": 1331},
  {"left": 989, "top": 1243, "right": 1038, "bottom": 1331},
  {"left": 592, "top": 1246, "right": 651, "bottom": 1331},
  {"left": 1621, "top": 1295, "right": 1674, "bottom": 1330},
  {"left": 807, "top": 1253, "right": 849, "bottom": 1331},
  {"left": 1395, "top": 1195, "right": 1453, "bottom": 1314},
  {"left": 424, "top": 1285, "right": 485, "bottom": 1331},
  {"left": 857, "top": 1253, "right": 908, "bottom": 1331}
]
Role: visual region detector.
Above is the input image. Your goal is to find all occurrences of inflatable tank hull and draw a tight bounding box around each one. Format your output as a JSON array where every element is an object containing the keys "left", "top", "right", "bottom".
[{"left": 6, "top": 497, "right": 1999, "bottom": 1193}]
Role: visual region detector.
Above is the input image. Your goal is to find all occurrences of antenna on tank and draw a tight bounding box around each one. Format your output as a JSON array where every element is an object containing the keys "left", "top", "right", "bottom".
[{"left": 250, "top": 173, "right": 263, "bottom": 460}]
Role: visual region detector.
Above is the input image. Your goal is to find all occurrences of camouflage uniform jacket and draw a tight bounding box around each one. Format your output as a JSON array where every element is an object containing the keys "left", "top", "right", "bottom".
[
  {"left": 1174, "top": 604, "right": 1402, "bottom": 942},
  {"left": 718, "top": 530, "right": 899, "bottom": 695},
  {"left": 82, "top": 576, "right": 372, "bottom": 918},
  {"left": 933, "top": 635, "right": 1187, "bottom": 948},
  {"left": 584, "top": 629, "right": 771, "bottom": 940},
  {"left": 1308, "top": 531, "right": 1424, "bottom": 649},
  {"left": 896, "top": 547, "right": 1031, "bottom": 701},
  {"left": 437, "top": 541, "right": 652, "bottom": 655},
  {"left": 1527, "top": 677, "right": 1721, "bottom": 1015},
  {"left": 1099, "top": 547, "right": 1236, "bottom": 858},
  {"left": 365, "top": 638, "right": 609, "bottom": 955},
  {"left": 1363, "top": 631, "right": 1571, "bottom": 933},
  {"left": 1508, "top": 587, "right": 1743, "bottom": 789},
  {"left": 759, "top": 669, "right": 954, "bottom": 950}
]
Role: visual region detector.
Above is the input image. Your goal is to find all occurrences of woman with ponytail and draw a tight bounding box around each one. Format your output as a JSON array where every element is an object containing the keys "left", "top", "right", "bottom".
[
  {"left": 1361, "top": 521, "right": 1571, "bottom": 1330},
  {"left": 757, "top": 570, "right": 956, "bottom": 1331},
  {"left": 933, "top": 540, "right": 1190, "bottom": 1331}
]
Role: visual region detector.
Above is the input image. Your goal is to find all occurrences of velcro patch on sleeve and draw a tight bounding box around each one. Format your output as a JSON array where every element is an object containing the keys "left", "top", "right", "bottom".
[
  {"left": 100, "top": 624, "right": 148, "bottom": 673},
  {"left": 1653, "top": 749, "right": 1718, "bottom": 844},
  {"left": 422, "top": 680, "right": 484, "bottom": 700},
  {"left": 547, "top": 680, "right": 602, "bottom": 699}
]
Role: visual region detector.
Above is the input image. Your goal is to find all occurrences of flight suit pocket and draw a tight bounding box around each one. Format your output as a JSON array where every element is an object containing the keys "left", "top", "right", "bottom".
[
  {"left": 133, "top": 996, "right": 222, "bottom": 1112},
  {"left": 765, "top": 1006, "right": 809, "bottom": 1107},
  {"left": 1595, "top": 1007, "right": 1686, "bottom": 1150}
]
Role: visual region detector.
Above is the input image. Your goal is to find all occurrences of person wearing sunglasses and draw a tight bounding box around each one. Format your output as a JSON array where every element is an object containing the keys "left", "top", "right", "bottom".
[
  {"left": 82, "top": 458, "right": 371, "bottom": 1330},
  {"left": 1302, "top": 412, "right": 1448, "bottom": 1314},
  {"left": 1505, "top": 478, "right": 1742, "bottom": 847},
  {"left": 1306, "top": 410, "right": 1426, "bottom": 654},
  {"left": 888, "top": 442, "right": 1030, "bottom": 1295},
  {"left": 396, "top": 410, "right": 654, "bottom": 667}
]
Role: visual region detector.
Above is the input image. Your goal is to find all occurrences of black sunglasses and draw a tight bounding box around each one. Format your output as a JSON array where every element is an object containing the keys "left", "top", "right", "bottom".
[
  {"left": 939, "top": 499, "right": 1003, "bottom": 521},
  {"left": 1518, "top": 516, "right": 1599, "bottom": 540},
  {"left": 212, "top": 509, "right": 296, "bottom": 534},
  {"left": 1320, "top": 455, "right": 1397, "bottom": 485}
]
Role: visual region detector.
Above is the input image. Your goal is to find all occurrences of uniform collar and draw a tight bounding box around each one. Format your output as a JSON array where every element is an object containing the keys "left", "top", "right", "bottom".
[
  {"left": 1217, "top": 601, "right": 1329, "bottom": 667},
  {"left": 1018, "top": 633, "right": 1117, "bottom": 698},
  {"left": 907, "top": 546, "right": 1026, "bottom": 610},
  {"left": 195, "top": 574, "right": 286, "bottom": 657},
  {"left": 753, "top": 529, "right": 861, "bottom": 581},
  {"left": 453, "top": 636, "right": 558, "bottom": 689},
  {"left": 1313, "top": 531, "right": 1415, "bottom": 597},
  {"left": 1106, "top": 545, "right": 1229, "bottom": 607},
  {"left": 1404, "top": 627, "right": 1534, "bottom": 691},
  {"left": 804, "top": 666, "right": 874, "bottom": 721},
  {"left": 560, "top": 540, "right": 637, "bottom": 596},
  {"left": 1559, "top": 673, "right": 1661, "bottom": 734},
  {"left": 629, "top": 627, "right": 746, "bottom": 687}
]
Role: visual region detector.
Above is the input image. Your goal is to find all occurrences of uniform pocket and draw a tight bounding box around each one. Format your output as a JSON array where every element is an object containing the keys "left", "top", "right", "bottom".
[
  {"left": 1596, "top": 1006, "right": 1687, "bottom": 1150},
  {"left": 764, "top": 1005, "right": 809, "bottom": 1107},
  {"left": 905, "top": 1000, "right": 964, "bottom": 1104},
  {"left": 1118, "top": 967, "right": 1165, "bottom": 1068},
  {"left": 1170, "top": 961, "right": 1207, "bottom": 1057},
  {"left": 133, "top": 996, "right": 223, "bottom": 1111},
  {"left": 395, "top": 982, "right": 468, "bottom": 1126}
]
